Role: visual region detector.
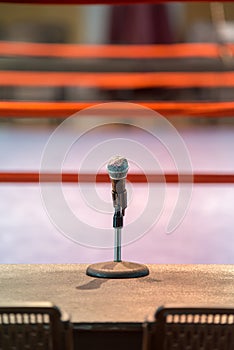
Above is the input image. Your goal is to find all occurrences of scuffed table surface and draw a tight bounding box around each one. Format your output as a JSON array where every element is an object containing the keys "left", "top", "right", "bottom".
[{"left": 0, "top": 264, "right": 233, "bottom": 324}]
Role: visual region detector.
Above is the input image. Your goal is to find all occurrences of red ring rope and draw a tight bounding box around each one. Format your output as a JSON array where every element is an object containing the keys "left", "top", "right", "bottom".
[
  {"left": 0, "top": 41, "right": 232, "bottom": 59},
  {"left": 0, "top": 71, "right": 232, "bottom": 89},
  {"left": 0, "top": 172, "right": 234, "bottom": 184},
  {"left": 1, "top": 101, "right": 234, "bottom": 118}
]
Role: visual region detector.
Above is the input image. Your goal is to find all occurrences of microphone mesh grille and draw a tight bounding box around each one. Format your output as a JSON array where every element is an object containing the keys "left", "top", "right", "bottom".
[{"left": 107, "top": 156, "right": 129, "bottom": 179}]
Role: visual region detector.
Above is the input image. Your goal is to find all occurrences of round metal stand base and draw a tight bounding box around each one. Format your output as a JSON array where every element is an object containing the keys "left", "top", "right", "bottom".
[{"left": 86, "top": 261, "right": 149, "bottom": 279}]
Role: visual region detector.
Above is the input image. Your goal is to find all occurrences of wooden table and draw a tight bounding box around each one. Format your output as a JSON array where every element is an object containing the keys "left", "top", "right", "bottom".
[{"left": 0, "top": 264, "right": 233, "bottom": 349}]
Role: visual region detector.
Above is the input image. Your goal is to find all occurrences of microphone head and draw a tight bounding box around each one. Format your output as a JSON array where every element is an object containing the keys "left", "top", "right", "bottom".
[{"left": 107, "top": 156, "right": 129, "bottom": 180}]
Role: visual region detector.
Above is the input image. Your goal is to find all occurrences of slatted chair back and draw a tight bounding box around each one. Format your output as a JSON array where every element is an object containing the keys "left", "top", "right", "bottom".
[
  {"left": 0, "top": 302, "right": 73, "bottom": 350},
  {"left": 150, "top": 306, "right": 234, "bottom": 350}
]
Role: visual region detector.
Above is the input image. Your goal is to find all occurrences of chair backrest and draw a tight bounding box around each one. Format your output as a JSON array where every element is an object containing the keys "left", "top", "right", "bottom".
[
  {"left": 152, "top": 305, "right": 234, "bottom": 350},
  {"left": 0, "top": 302, "right": 73, "bottom": 350}
]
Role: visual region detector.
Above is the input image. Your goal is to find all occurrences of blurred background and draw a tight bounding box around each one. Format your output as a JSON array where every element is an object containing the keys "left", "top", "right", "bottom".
[
  {"left": 1, "top": 2, "right": 234, "bottom": 104},
  {"left": 0, "top": 2, "right": 234, "bottom": 264}
]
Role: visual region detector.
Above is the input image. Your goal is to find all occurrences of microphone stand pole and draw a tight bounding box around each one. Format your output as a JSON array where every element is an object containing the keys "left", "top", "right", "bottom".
[
  {"left": 113, "top": 206, "right": 123, "bottom": 262},
  {"left": 114, "top": 227, "right": 121, "bottom": 262}
]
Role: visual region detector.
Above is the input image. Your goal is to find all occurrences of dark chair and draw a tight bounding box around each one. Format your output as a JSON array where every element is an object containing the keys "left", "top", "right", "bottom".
[
  {"left": 145, "top": 305, "right": 234, "bottom": 350},
  {"left": 0, "top": 302, "right": 73, "bottom": 350}
]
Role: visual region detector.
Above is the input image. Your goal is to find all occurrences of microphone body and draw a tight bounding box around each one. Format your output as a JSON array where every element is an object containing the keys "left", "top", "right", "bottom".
[
  {"left": 107, "top": 156, "right": 129, "bottom": 228},
  {"left": 111, "top": 178, "right": 127, "bottom": 215}
]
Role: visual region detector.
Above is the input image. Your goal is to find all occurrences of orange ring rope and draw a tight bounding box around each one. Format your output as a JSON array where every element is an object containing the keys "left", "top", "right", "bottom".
[
  {"left": 0, "top": 42, "right": 233, "bottom": 59},
  {"left": 0, "top": 172, "right": 234, "bottom": 184},
  {"left": 0, "top": 71, "right": 233, "bottom": 89},
  {"left": 1, "top": 101, "right": 234, "bottom": 118}
]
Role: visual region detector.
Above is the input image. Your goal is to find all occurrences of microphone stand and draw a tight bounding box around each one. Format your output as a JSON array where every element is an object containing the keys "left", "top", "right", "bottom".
[{"left": 86, "top": 196, "right": 149, "bottom": 279}]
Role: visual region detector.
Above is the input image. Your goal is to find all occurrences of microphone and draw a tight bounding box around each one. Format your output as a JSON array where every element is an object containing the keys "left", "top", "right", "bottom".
[
  {"left": 107, "top": 156, "right": 129, "bottom": 228},
  {"left": 85, "top": 155, "right": 149, "bottom": 276}
]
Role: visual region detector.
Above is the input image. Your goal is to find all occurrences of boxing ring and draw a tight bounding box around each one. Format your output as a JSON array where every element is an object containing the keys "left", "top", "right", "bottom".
[
  {"left": 1, "top": 36, "right": 234, "bottom": 263},
  {"left": 0, "top": 1, "right": 234, "bottom": 349}
]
